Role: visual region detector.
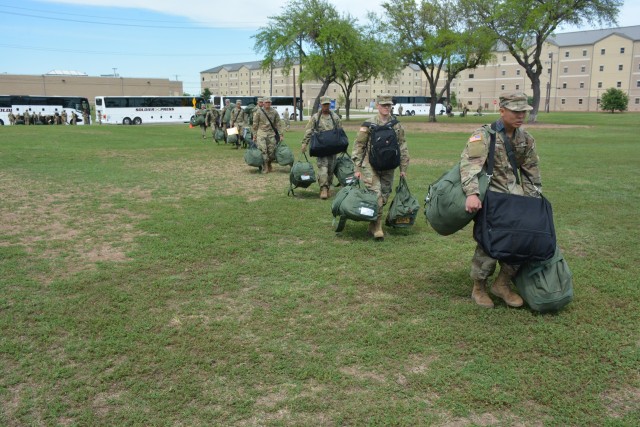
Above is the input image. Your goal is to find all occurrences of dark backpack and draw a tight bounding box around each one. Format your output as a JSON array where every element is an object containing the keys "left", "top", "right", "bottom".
[{"left": 365, "top": 119, "right": 400, "bottom": 171}]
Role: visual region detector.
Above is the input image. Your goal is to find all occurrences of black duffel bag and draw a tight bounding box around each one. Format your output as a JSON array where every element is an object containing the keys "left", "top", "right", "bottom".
[
  {"left": 310, "top": 112, "right": 349, "bottom": 157},
  {"left": 473, "top": 124, "right": 556, "bottom": 264}
]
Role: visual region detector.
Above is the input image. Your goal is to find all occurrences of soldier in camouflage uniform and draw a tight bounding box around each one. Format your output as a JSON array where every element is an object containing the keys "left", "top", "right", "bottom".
[
  {"left": 461, "top": 92, "right": 541, "bottom": 309},
  {"left": 252, "top": 97, "right": 284, "bottom": 174},
  {"left": 23, "top": 110, "right": 31, "bottom": 125},
  {"left": 61, "top": 110, "right": 68, "bottom": 125},
  {"left": 210, "top": 107, "right": 221, "bottom": 141},
  {"left": 301, "top": 96, "right": 342, "bottom": 199},
  {"left": 230, "top": 100, "right": 247, "bottom": 149},
  {"left": 352, "top": 93, "right": 410, "bottom": 240},
  {"left": 8, "top": 110, "right": 16, "bottom": 125}
]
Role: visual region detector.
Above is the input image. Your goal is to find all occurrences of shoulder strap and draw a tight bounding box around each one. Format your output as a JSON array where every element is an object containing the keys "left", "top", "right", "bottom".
[
  {"left": 260, "top": 108, "right": 280, "bottom": 137},
  {"left": 503, "top": 133, "right": 521, "bottom": 185},
  {"left": 485, "top": 122, "right": 498, "bottom": 177}
]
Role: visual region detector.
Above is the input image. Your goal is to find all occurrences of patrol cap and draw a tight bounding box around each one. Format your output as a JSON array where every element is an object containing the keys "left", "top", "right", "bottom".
[
  {"left": 257, "top": 97, "right": 263, "bottom": 103},
  {"left": 376, "top": 93, "right": 393, "bottom": 105},
  {"left": 499, "top": 92, "right": 532, "bottom": 111},
  {"left": 263, "top": 97, "right": 272, "bottom": 103},
  {"left": 320, "top": 96, "right": 331, "bottom": 104},
  {"left": 235, "top": 99, "right": 242, "bottom": 105}
]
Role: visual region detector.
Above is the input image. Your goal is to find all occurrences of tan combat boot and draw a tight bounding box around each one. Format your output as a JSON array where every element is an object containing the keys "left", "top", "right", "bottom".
[
  {"left": 373, "top": 215, "right": 384, "bottom": 241},
  {"left": 267, "top": 162, "right": 273, "bottom": 172},
  {"left": 490, "top": 270, "right": 524, "bottom": 307},
  {"left": 367, "top": 221, "right": 376, "bottom": 236},
  {"left": 262, "top": 162, "right": 269, "bottom": 174},
  {"left": 320, "top": 187, "right": 328, "bottom": 199},
  {"left": 471, "top": 279, "right": 494, "bottom": 308}
]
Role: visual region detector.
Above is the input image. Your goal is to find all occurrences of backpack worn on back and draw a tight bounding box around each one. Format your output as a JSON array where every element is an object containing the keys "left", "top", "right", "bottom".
[
  {"left": 333, "top": 152, "right": 356, "bottom": 187},
  {"left": 386, "top": 176, "right": 420, "bottom": 228},
  {"left": 275, "top": 142, "right": 294, "bottom": 166},
  {"left": 365, "top": 118, "right": 400, "bottom": 171},
  {"left": 513, "top": 246, "right": 574, "bottom": 312},
  {"left": 331, "top": 180, "right": 379, "bottom": 232},
  {"left": 288, "top": 153, "right": 316, "bottom": 196}
]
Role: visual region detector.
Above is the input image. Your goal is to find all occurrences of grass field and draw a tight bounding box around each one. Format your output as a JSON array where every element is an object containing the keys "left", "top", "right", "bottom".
[{"left": 1, "top": 113, "right": 639, "bottom": 426}]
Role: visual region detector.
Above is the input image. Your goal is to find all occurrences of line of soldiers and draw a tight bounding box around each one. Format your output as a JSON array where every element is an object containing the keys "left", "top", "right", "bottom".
[{"left": 7, "top": 110, "right": 81, "bottom": 125}]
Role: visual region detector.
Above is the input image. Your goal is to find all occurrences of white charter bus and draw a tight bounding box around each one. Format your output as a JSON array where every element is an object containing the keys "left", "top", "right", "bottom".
[
  {"left": 211, "top": 95, "right": 300, "bottom": 119},
  {"left": 392, "top": 96, "right": 446, "bottom": 116},
  {"left": 0, "top": 95, "right": 90, "bottom": 125},
  {"left": 95, "top": 96, "right": 204, "bottom": 125}
]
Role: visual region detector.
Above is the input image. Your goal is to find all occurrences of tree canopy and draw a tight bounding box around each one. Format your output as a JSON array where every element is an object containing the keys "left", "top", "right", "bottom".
[
  {"left": 466, "top": 0, "right": 622, "bottom": 122},
  {"left": 377, "top": 0, "right": 496, "bottom": 122},
  {"left": 600, "top": 87, "right": 628, "bottom": 113}
]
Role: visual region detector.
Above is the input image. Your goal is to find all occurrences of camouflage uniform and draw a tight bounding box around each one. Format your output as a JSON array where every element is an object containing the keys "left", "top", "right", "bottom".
[
  {"left": 23, "top": 110, "right": 30, "bottom": 125},
  {"left": 352, "top": 114, "right": 409, "bottom": 213},
  {"left": 461, "top": 118, "right": 541, "bottom": 281},
  {"left": 61, "top": 111, "right": 68, "bottom": 125},
  {"left": 301, "top": 106, "right": 342, "bottom": 192},
  {"left": 252, "top": 101, "right": 283, "bottom": 171},
  {"left": 210, "top": 108, "right": 221, "bottom": 139},
  {"left": 230, "top": 104, "right": 247, "bottom": 147},
  {"left": 8, "top": 111, "right": 16, "bottom": 125}
]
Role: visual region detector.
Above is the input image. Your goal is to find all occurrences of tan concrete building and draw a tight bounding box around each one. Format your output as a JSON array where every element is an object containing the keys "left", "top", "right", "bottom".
[
  {"left": 0, "top": 71, "right": 184, "bottom": 106},
  {"left": 202, "top": 25, "right": 640, "bottom": 114}
]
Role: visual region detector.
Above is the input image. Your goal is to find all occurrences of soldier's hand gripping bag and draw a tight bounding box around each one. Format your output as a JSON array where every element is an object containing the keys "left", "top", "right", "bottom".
[
  {"left": 386, "top": 176, "right": 420, "bottom": 228},
  {"left": 424, "top": 163, "right": 489, "bottom": 236}
]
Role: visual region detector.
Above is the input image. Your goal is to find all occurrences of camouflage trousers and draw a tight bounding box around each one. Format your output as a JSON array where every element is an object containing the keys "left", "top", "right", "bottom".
[
  {"left": 359, "top": 162, "right": 395, "bottom": 216},
  {"left": 200, "top": 124, "right": 208, "bottom": 138},
  {"left": 470, "top": 244, "right": 519, "bottom": 281},
  {"left": 316, "top": 154, "right": 336, "bottom": 189},
  {"left": 256, "top": 133, "right": 277, "bottom": 165}
]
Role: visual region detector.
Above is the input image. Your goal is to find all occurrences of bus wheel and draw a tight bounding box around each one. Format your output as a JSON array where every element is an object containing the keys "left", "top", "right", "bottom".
[
  {"left": 133, "top": 117, "right": 142, "bottom": 125},
  {"left": 0, "top": 119, "right": 4, "bottom": 125},
  {"left": 410, "top": 110, "right": 416, "bottom": 116},
  {"left": 123, "top": 117, "right": 132, "bottom": 125},
  {"left": 290, "top": 113, "right": 296, "bottom": 120}
]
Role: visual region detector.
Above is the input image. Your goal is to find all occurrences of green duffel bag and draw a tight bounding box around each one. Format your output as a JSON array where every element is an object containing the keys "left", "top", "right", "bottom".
[
  {"left": 275, "top": 142, "right": 294, "bottom": 166},
  {"left": 386, "top": 176, "right": 420, "bottom": 228},
  {"left": 514, "top": 246, "right": 574, "bottom": 313},
  {"left": 333, "top": 152, "right": 356, "bottom": 187},
  {"left": 288, "top": 153, "right": 316, "bottom": 196},
  {"left": 244, "top": 142, "right": 264, "bottom": 169},
  {"left": 214, "top": 128, "right": 225, "bottom": 142},
  {"left": 424, "top": 163, "right": 489, "bottom": 236},
  {"left": 227, "top": 133, "right": 238, "bottom": 145},
  {"left": 190, "top": 114, "right": 205, "bottom": 126},
  {"left": 331, "top": 180, "right": 379, "bottom": 232}
]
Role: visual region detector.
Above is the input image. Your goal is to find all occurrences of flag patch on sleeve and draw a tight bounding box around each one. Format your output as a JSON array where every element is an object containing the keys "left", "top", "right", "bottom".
[{"left": 468, "top": 134, "right": 482, "bottom": 143}]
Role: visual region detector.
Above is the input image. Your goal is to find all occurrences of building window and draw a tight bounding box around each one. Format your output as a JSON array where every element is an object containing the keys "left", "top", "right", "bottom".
[
  {"left": 515, "top": 85, "right": 520, "bottom": 90},
  {"left": 620, "top": 47, "right": 625, "bottom": 54},
  {"left": 561, "top": 99, "right": 566, "bottom": 104},
  {"left": 580, "top": 82, "right": 584, "bottom": 89},
  {"left": 501, "top": 70, "right": 506, "bottom": 76},
  {"left": 578, "top": 99, "right": 583, "bottom": 105},
  {"left": 597, "top": 98, "right": 601, "bottom": 104},
  {"left": 501, "top": 84, "right": 505, "bottom": 90},
  {"left": 617, "top": 81, "right": 622, "bottom": 88},
  {"left": 503, "top": 55, "right": 507, "bottom": 61},
  {"left": 468, "top": 88, "right": 474, "bottom": 92},
  {"left": 618, "top": 64, "right": 623, "bottom": 71},
  {"left": 636, "top": 98, "right": 639, "bottom": 104},
  {"left": 601, "top": 48, "right": 606, "bottom": 55},
  {"left": 565, "top": 51, "right": 569, "bottom": 58},
  {"left": 562, "top": 83, "right": 567, "bottom": 89},
  {"left": 581, "top": 66, "right": 586, "bottom": 72},
  {"left": 548, "top": 68, "right": 551, "bottom": 74},
  {"left": 599, "top": 65, "right": 604, "bottom": 71},
  {"left": 637, "top": 81, "right": 640, "bottom": 88},
  {"left": 563, "top": 67, "right": 568, "bottom": 73},
  {"left": 469, "top": 73, "right": 474, "bottom": 78},
  {"left": 583, "top": 49, "right": 587, "bottom": 57},
  {"left": 516, "top": 69, "right": 521, "bottom": 76}
]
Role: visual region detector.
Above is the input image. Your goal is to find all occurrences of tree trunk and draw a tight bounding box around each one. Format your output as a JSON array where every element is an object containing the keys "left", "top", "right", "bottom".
[
  {"left": 344, "top": 93, "right": 351, "bottom": 121},
  {"left": 528, "top": 74, "right": 541, "bottom": 124}
]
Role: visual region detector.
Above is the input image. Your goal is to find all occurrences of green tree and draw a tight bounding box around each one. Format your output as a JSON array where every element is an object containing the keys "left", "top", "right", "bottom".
[
  {"left": 378, "top": 0, "right": 496, "bottom": 122},
  {"left": 600, "top": 87, "right": 628, "bottom": 113},
  {"left": 466, "top": 0, "right": 622, "bottom": 123},
  {"left": 449, "top": 92, "right": 458, "bottom": 108},
  {"left": 201, "top": 88, "right": 212, "bottom": 103},
  {"left": 332, "top": 21, "right": 401, "bottom": 120},
  {"left": 253, "top": 0, "right": 350, "bottom": 115}
]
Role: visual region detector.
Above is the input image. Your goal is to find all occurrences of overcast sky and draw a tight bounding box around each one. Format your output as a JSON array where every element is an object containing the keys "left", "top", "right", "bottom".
[{"left": 1, "top": 0, "right": 638, "bottom": 95}]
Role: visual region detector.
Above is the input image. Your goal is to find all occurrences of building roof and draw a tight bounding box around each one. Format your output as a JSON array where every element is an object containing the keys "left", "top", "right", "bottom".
[
  {"left": 201, "top": 60, "right": 263, "bottom": 74},
  {"left": 46, "top": 70, "right": 88, "bottom": 76},
  {"left": 549, "top": 25, "right": 640, "bottom": 46}
]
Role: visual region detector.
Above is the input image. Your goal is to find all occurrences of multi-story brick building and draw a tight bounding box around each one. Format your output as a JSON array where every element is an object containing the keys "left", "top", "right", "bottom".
[{"left": 201, "top": 25, "right": 640, "bottom": 113}]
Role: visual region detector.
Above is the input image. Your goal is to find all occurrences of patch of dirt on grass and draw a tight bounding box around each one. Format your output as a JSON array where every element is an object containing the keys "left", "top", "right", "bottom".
[
  {"left": 601, "top": 385, "right": 640, "bottom": 418},
  {"left": 339, "top": 366, "right": 387, "bottom": 383}
]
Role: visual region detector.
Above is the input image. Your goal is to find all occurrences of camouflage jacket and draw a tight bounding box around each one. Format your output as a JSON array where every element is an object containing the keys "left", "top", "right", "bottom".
[
  {"left": 230, "top": 107, "right": 246, "bottom": 128},
  {"left": 301, "top": 111, "right": 342, "bottom": 151},
  {"left": 352, "top": 114, "right": 409, "bottom": 173},
  {"left": 460, "top": 119, "right": 541, "bottom": 197},
  {"left": 252, "top": 107, "right": 283, "bottom": 136}
]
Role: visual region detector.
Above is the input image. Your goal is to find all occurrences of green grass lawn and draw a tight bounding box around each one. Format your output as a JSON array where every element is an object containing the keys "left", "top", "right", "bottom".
[{"left": 1, "top": 113, "right": 639, "bottom": 426}]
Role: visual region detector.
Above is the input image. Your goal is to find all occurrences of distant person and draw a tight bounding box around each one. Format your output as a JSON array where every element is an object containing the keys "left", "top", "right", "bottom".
[
  {"left": 475, "top": 105, "right": 483, "bottom": 116},
  {"left": 70, "top": 111, "right": 78, "bottom": 125},
  {"left": 23, "top": 110, "right": 31, "bottom": 125},
  {"left": 8, "top": 110, "right": 16, "bottom": 125},
  {"left": 252, "top": 97, "right": 284, "bottom": 174},
  {"left": 446, "top": 103, "right": 454, "bottom": 117},
  {"left": 61, "top": 110, "right": 68, "bottom": 124},
  {"left": 398, "top": 105, "right": 404, "bottom": 116},
  {"left": 283, "top": 108, "right": 291, "bottom": 131},
  {"left": 461, "top": 106, "right": 469, "bottom": 117},
  {"left": 230, "top": 100, "right": 247, "bottom": 149},
  {"left": 220, "top": 99, "right": 233, "bottom": 142},
  {"left": 82, "top": 108, "right": 90, "bottom": 125}
]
